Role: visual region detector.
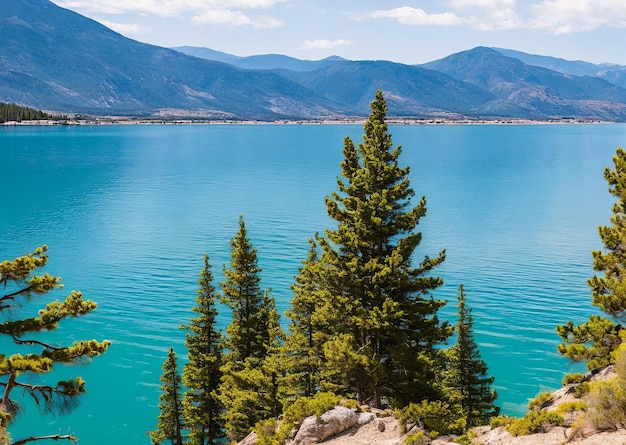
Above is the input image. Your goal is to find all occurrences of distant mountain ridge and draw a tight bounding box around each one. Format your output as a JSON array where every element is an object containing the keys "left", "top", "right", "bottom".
[
  {"left": 493, "top": 47, "right": 626, "bottom": 89},
  {"left": 2, "top": 0, "right": 626, "bottom": 121},
  {"left": 173, "top": 46, "right": 347, "bottom": 72},
  {"left": 423, "top": 47, "right": 626, "bottom": 121},
  {"left": 492, "top": 48, "right": 625, "bottom": 77},
  {"left": 0, "top": 0, "right": 339, "bottom": 119}
]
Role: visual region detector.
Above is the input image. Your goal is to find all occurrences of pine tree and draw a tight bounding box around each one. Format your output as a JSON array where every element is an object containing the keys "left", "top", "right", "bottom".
[
  {"left": 149, "top": 348, "right": 185, "bottom": 445},
  {"left": 558, "top": 147, "right": 626, "bottom": 370},
  {"left": 181, "top": 254, "right": 224, "bottom": 445},
  {"left": 258, "top": 290, "right": 286, "bottom": 418},
  {"left": 220, "top": 216, "right": 266, "bottom": 361},
  {"left": 0, "top": 245, "right": 110, "bottom": 445},
  {"left": 446, "top": 285, "right": 499, "bottom": 428},
  {"left": 589, "top": 147, "right": 626, "bottom": 317},
  {"left": 283, "top": 238, "right": 332, "bottom": 399},
  {"left": 315, "top": 90, "right": 451, "bottom": 406},
  {"left": 219, "top": 359, "right": 272, "bottom": 442},
  {"left": 219, "top": 217, "right": 285, "bottom": 442}
]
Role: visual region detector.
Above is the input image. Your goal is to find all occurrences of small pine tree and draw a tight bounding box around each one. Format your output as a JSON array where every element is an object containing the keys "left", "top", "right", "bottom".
[
  {"left": 0, "top": 245, "right": 110, "bottom": 445},
  {"left": 258, "top": 290, "right": 286, "bottom": 418},
  {"left": 181, "top": 254, "right": 224, "bottom": 445},
  {"left": 446, "top": 285, "right": 499, "bottom": 427},
  {"left": 149, "top": 348, "right": 184, "bottom": 445},
  {"left": 220, "top": 297, "right": 285, "bottom": 442},
  {"left": 558, "top": 147, "right": 626, "bottom": 369},
  {"left": 283, "top": 238, "right": 332, "bottom": 399}
]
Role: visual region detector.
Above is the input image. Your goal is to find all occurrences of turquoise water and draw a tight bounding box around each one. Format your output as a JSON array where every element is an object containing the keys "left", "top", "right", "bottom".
[{"left": 1, "top": 123, "right": 625, "bottom": 443}]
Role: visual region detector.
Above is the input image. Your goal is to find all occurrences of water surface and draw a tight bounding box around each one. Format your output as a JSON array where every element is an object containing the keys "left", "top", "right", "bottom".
[{"left": 1, "top": 123, "right": 625, "bottom": 443}]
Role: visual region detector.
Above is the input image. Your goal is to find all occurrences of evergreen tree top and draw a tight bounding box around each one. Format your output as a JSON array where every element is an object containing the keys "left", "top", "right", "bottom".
[{"left": 220, "top": 216, "right": 262, "bottom": 304}]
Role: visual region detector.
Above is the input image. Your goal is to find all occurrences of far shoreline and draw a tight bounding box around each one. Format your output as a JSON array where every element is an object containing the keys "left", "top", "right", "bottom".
[{"left": 0, "top": 117, "right": 617, "bottom": 127}]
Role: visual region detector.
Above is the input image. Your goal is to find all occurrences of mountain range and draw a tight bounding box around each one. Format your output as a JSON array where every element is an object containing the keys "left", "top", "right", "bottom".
[{"left": 2, "top": 0, "right": 626, "bottom": 121}]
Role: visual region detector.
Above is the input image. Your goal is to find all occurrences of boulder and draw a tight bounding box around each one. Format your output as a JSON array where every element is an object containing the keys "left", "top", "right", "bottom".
[{"left": 290, "top": 406, "right": 376, "bottom": 445}]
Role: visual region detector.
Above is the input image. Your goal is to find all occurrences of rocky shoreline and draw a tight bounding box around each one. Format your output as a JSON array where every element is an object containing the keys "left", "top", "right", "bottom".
[{"left": 236, "top": 366, "right": 626, "bottom": 445}]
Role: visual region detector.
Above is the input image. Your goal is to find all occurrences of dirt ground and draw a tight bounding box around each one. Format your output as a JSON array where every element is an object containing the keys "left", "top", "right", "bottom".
[{"left": 315, "top": 416, "right": 626, "bottom": 445}]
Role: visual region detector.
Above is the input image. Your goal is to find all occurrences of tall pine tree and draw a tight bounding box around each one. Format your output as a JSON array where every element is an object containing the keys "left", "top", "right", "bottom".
[
  {"left": 181, "top": 254, "right": 224, "bottom": 445},
  {"left": 219, "top": 217, "right": 284, "bottom": 442},
  {"left": 149, "top": 348, "right": 184, "bottom": 445},
  {"left": 446, "top": 285, "right": 499, "bottom": 427},
  {"left": 558, "top": 147, "right": 626, "bottom": 370},
  {"left": 313, "top": 90, "right": 451, "bottom": 407}
]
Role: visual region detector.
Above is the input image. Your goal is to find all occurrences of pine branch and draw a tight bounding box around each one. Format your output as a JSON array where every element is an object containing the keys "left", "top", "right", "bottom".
[
  {"left": 12, "top": 434, "right": 77, "bottom": 445},
  {"left": 14, "top": 381, "right": 71, "bottom": 396},
  {"left": 11, "top": 336, "right": 64, "bottom": 350},
  {"left": 12, "top": 377, "right": 85, "bottom": 415},
  {"left": 0, "top": 284, "right": 35, "bottom": 303}
]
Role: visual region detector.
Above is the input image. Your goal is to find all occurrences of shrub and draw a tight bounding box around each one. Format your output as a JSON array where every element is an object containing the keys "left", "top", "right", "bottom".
[
  {"left": 527, "top": 392, "right": 554, "bottom": 411},
  {"left": 285, "top": 391, "right": 342, "bottom": 420},
  {"left": 583, "top": 378, "right": 626, "bottom": 430},
  {"left": 456, "top": 429, "right": 477, "bottom": 445},
  {"left": 399, "top": 400, "right": 466, "bottom": 435},
  {"left": 255, "top": 418, "right": 280, "bottom": 445},
  {"left": 404, "top": 431, "right": 431, "bottom": 445},
  {"left": 562, "top": 373, "right": 586, "bottom": 385},
  {"left": 615, "top": 343, "right": 626, "bottom": 381},
  {"left": 555, "top": 401, "right": 587, "bottom": 415},
  {"left": 341, "top": 398, "right": 360, "bottom": 411},
  {"left": 572, "top": 346, "right": 626, "bottom": 433},
  {"left": 506, "top": 411, "right": 565, "bottom": 436},
  {"left": 490, "top": 415, "right": 514, "bottom": 429},
  {"left": 574, "top": 381, "right": 590, "bottom": 398}
]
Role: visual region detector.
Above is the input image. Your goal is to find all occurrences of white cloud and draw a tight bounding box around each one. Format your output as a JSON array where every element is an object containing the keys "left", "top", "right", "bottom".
[
  {"left": 529, "top": 0, "right": 626, "bottom": 33},
  {"left": 192, "top": 10, "right": 282, "bottom": 28},
  {"left": 473, "top": 8, "right": 524, "bottom": 30},
  {"left": 299, "top": 39, "right": 351, "bottom": 50},
  {"left": 98, "top": 20, "right": 152, "bottom": 35},
  {"left": 447, "top": 0, "right": 523, "bottom": 29},
  {"left": 369, "top": 7, "right": 465, "bottom": 26},
  {"left": 367, "top": 1, "right": 625, "bottom": 33},
  {"left": 226, "top": 0, "right": 286, "bottom": 7},
  {"left": 251, "top": 16, "right": 283, "bottom": 29},
  {"left": 449, "top": 0, "right": 516, "bottom": 9},
  {"left": 192, "top": 9, "right": 252, "bottom": 26}
]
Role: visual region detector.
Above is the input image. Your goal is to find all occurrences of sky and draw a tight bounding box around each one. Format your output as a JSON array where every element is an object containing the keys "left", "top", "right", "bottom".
[{"left": 51, "top": 0, "right": 626, "bottom": 65}]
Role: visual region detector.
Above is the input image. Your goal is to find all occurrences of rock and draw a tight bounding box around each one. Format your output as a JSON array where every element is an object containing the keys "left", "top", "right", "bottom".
[
  {"left": 290, "top": 406, "right": 376, "bottom": 445},
  {"left": 238, "top": 431, "right": 258, "bottom": 445},
  {"left": 378, "top": 420, "right": 386, "bottom": 432}
]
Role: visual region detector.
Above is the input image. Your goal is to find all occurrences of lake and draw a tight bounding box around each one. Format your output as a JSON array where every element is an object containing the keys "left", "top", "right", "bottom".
[{"left": 1, "top": 122, "right": 625, "bottom": 444}]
